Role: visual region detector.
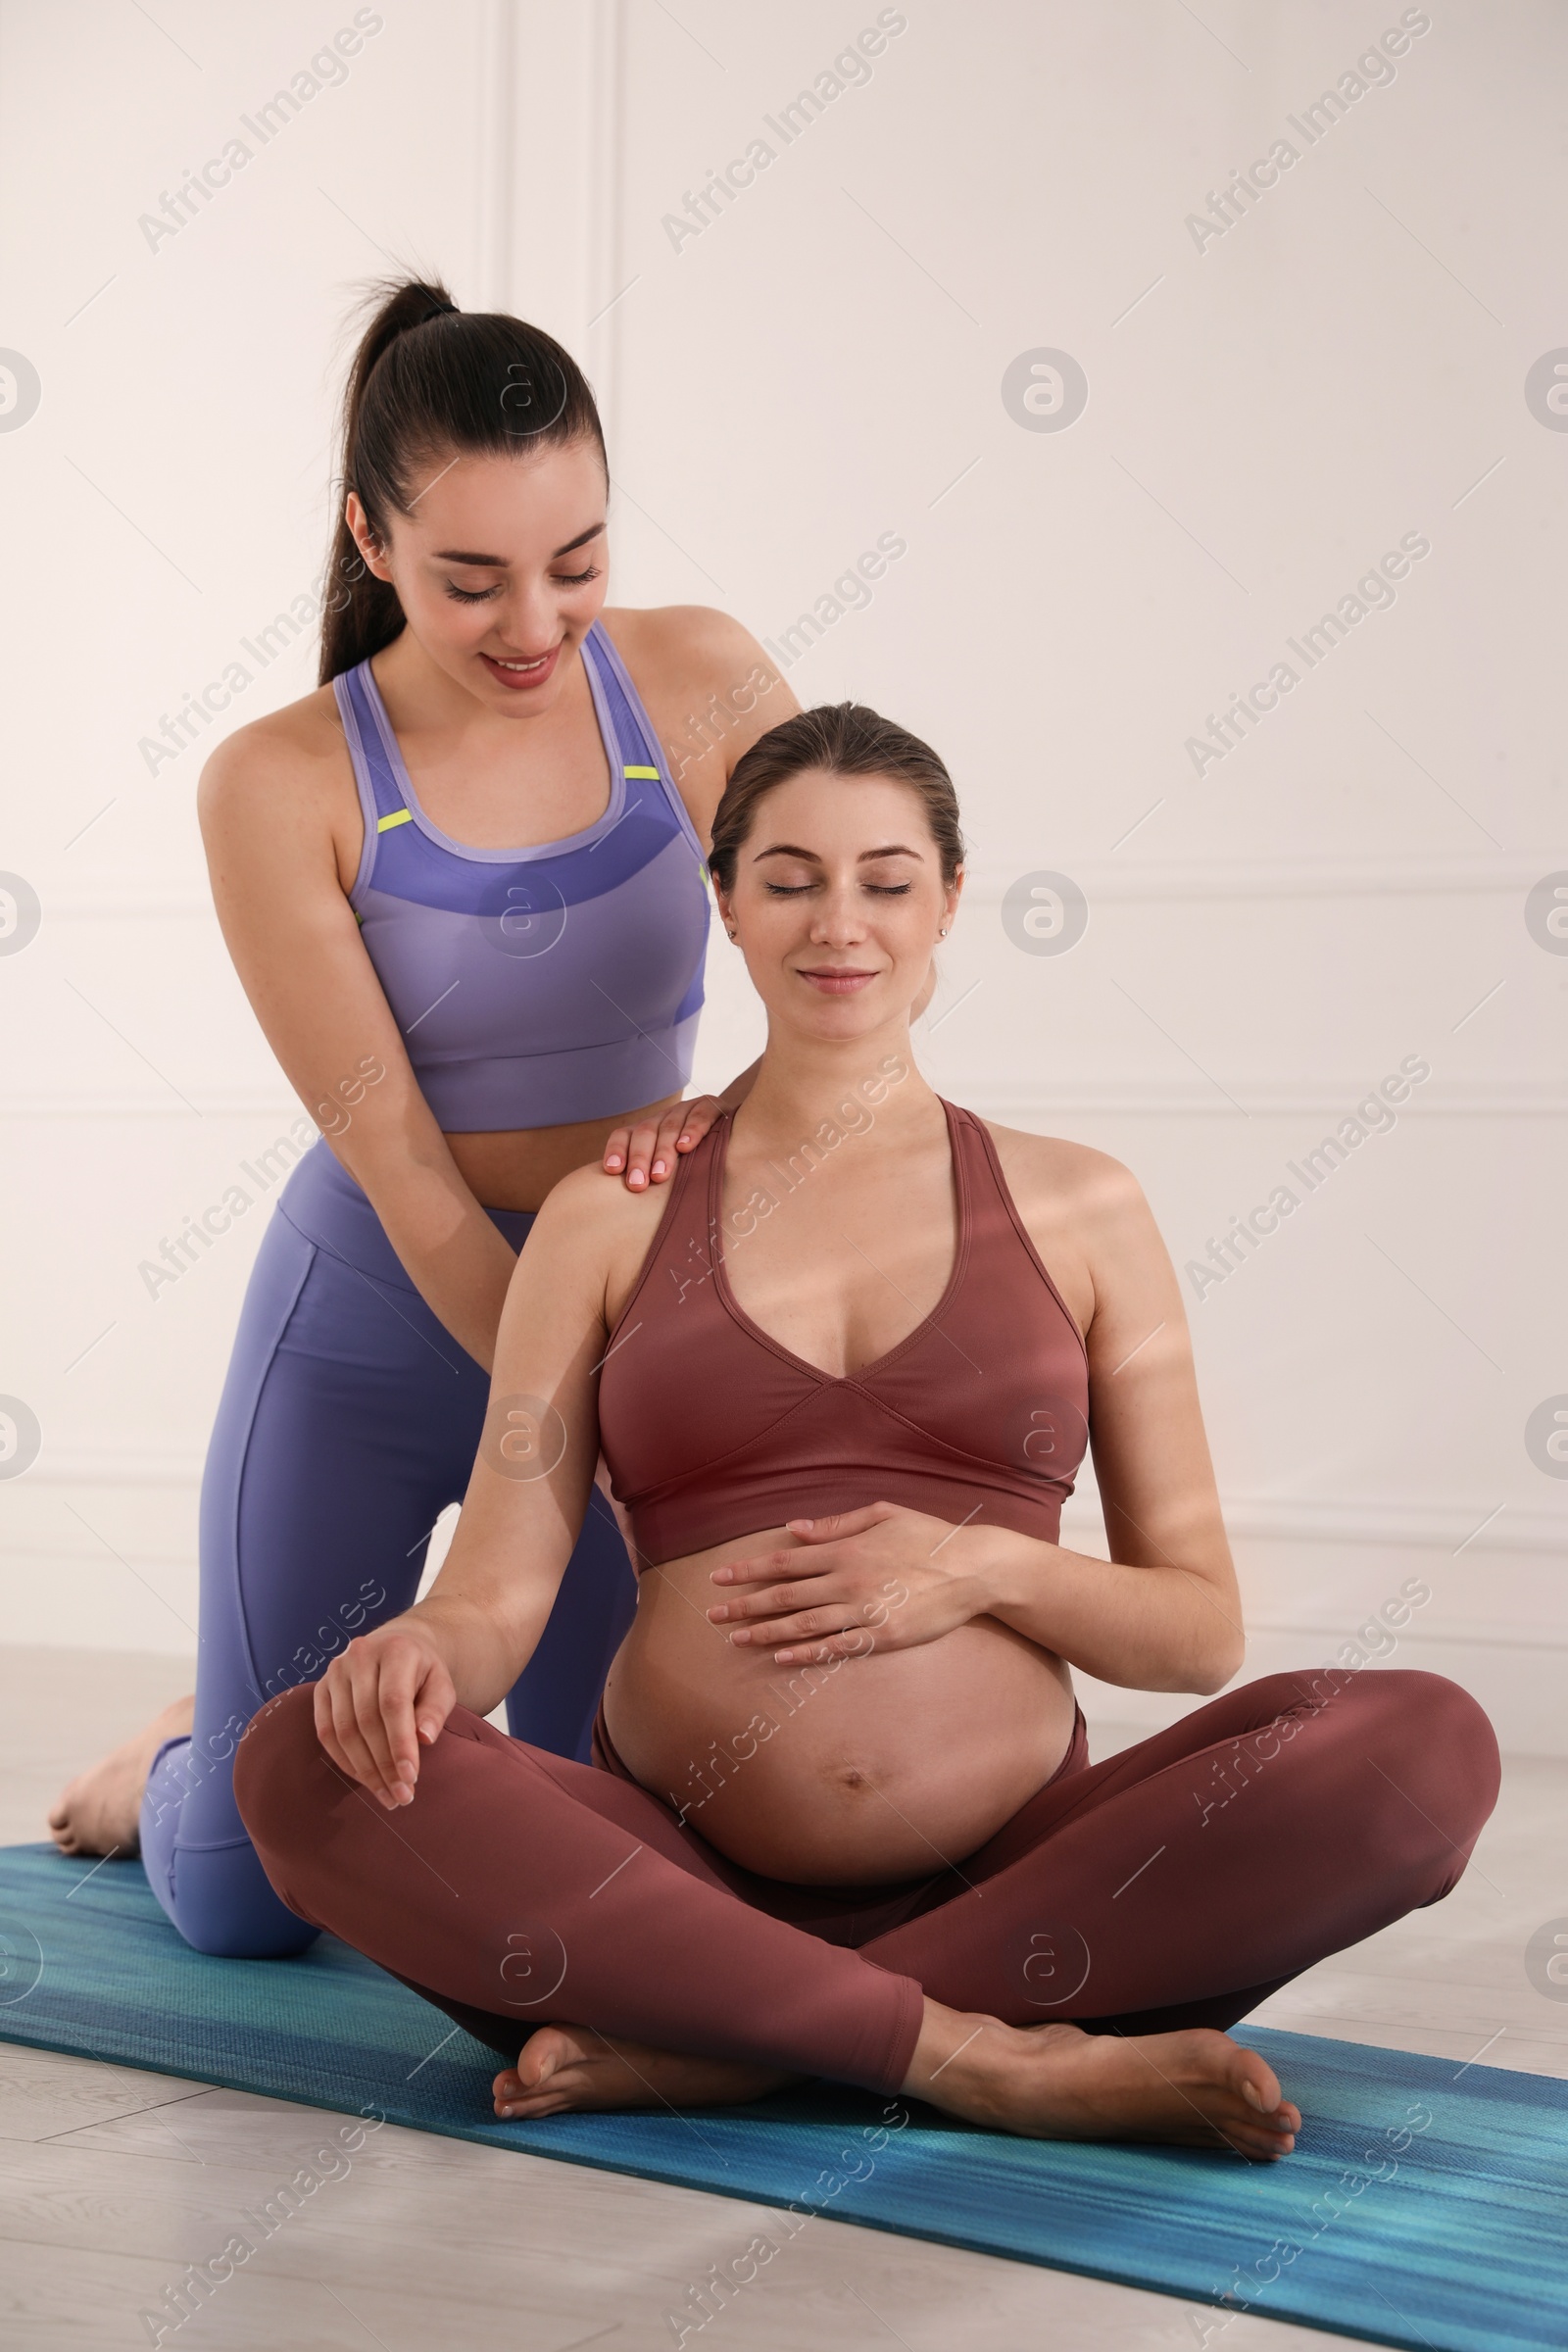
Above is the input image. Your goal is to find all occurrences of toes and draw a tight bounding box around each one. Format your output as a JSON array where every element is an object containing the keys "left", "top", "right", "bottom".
[
  {"left": 492, "top": 2055, "right": 572, "bottom": 2100},
  {"left": 504, "top": 2028, "right": 599, "bottom": 2104},
  {"left": 496, "top": 2089, "right": 574, "bottom": 2121},
  {"left": 1216, "top": 2094, "right": 1298, "bottom": 2162},
  {"left": 1216, "top": 2123, "right": 1285, "bottom": 2162},
  {"left": 494, "top": 2063, "right": 595, "bottom": 2121},
  {"left": 1235, "top": 2051, "right": 1283, "bottom": 2115}
]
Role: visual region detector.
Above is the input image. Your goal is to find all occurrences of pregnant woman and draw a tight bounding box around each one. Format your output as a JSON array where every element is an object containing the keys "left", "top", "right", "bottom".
[
  {"left": 48, "top": 276, "right": 796, "bottom": 1957},
  {"left": 235, "top": 703, "right": 1498, "bottom": 2152}
]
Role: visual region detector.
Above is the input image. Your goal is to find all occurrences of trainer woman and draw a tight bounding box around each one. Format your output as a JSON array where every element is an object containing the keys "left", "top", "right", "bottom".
[
  {"left": 235, "top": 706, "right": 1498, "bottom": 2155},
  {"left": 48, "top": 276, "right": 797, "bottom": 1956}
]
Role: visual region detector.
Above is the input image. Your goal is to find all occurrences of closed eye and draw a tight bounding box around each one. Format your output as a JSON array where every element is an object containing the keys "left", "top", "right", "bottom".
[
  {"left": 444, "top": 564, "right": 600, "bottom": 605},
  {"left": 762, "top": 880, "right": 912, "bottom": 897}
]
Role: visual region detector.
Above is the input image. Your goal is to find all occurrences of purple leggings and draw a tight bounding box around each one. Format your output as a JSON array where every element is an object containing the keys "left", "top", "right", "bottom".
[
  {"left": 235, "top": 1665, "right": 1498, "bottom": 2094},
  {"left": 139, "top": 1142, "right": 637, "bottom": 1960}
]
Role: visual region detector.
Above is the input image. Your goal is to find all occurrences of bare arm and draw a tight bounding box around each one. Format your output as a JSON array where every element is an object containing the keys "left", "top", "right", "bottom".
[
  {"left": 199, "top": 709, "right": 517, "bottom": 1368},
  {"left": 312, "top": 1166, "right": 639, "bottom": 1799},
  {"left": 940, "top": 1147, "right": 1240, "bottom": 1690}
]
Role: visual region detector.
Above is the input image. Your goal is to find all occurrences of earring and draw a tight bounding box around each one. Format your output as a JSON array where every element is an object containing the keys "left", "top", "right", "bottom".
[
  {"left": 726, "top": 926, "right": 737, "bottom": 941},
  {"left": 938, "top": 926, "right": 949, "bottom": 937}
]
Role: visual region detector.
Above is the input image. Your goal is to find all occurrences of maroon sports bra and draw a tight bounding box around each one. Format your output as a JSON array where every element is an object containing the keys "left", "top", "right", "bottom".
[{"left": 597, "top": 1100, "right": 1090, "bottom": 1567}]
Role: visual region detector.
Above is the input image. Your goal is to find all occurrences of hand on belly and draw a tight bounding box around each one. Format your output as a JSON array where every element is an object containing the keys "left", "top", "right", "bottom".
[{"left": 603, "top": 1527, "right": 1077, "bottom": 1886}]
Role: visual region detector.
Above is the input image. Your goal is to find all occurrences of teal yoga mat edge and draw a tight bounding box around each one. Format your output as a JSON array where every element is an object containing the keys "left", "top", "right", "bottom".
[
  {"left": 0, "top": 1992, "right": 1551, "bottom": 2352},
  {"left": 0, "top": 2023, "right": 1400, "bottom": 2352},
  {"left": 2, "top": 1841, "right": 1563, "bottom": 2352}
]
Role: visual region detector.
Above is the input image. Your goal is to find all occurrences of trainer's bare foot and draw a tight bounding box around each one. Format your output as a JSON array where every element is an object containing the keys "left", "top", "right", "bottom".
[
  {"left": 905, "top": 2003, "right": 1300, "bottom": 2161},
  {"left": 47, "top": 1694, "right": 195, "bottom": 1859},
  {"left": 493, "top": 2025, "right": 801, "bottom": 2122}
]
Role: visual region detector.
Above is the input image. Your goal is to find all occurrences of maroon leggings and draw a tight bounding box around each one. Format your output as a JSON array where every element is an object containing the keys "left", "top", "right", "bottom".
[{"left": 234, "top": 1666, "right": 1498, "bottom": 2096}]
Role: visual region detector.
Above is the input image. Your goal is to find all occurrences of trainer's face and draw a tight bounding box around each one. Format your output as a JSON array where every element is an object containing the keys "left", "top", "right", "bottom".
[
  {"left": 717, "top": 770, "right": 961, "bottom": 1040},
  {"left": 345, "top": 438, "right": 610, "bottom": 715}
]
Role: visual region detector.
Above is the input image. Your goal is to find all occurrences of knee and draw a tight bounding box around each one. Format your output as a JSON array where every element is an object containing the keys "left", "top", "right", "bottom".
[
  {"left": 232, "top": 1685, "right": 329, "bottom": 1861},
  {"left": 1357, "top": 1669, "right": 1501, "bottom": 1846}
]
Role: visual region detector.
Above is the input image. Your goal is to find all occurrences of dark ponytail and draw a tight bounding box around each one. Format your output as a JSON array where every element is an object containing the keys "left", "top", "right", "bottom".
[{"left": 318, "top": 275, "right": 608, "bottom": 683}]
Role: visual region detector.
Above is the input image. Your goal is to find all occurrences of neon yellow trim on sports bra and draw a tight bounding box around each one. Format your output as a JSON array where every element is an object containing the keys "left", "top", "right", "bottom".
[
  {"left": 623, "top": 764, "right": 661, "bottom": 780},
  {"left": 376, "top": 808, "right": 414, "bottom": 832}
]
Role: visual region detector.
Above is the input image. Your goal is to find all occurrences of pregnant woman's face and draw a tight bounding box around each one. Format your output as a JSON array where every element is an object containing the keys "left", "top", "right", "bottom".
[
  {"left": 343, "top": 437, "right": 612, "bottom": 718},
  {"left": 717, "top": 769, "right": 962, "bottom": 1044}
]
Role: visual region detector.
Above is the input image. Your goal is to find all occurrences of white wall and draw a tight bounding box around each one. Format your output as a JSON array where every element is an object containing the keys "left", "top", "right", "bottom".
[{"left": 1, "top": 2, "right": 1563, "bottom": 1746}]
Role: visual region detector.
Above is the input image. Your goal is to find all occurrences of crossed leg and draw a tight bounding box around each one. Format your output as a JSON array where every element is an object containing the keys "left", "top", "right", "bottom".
[{"left": 235, "top": 1667, "right": 1498, "bottom": 2159}]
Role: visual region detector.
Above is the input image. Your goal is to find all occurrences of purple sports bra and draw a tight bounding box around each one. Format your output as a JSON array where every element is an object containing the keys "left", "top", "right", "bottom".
[{"left": 333, "top": 621, "right": 710, "bottom": 1132}]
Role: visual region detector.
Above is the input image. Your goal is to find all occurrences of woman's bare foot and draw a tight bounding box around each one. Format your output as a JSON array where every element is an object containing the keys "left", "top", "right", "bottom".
[
  {"left": 489, "top": 2006, "right": 1298, "bottom": 2157},
  {"left": 492, "top": 2025, "right": 802, "bottom": 2122},
  {"left": 905, "top": 2004, "right": 1300, "bottom": 2161},
  {"left": 47, "top": 1694, "right": 195, "bottom": 1859}
]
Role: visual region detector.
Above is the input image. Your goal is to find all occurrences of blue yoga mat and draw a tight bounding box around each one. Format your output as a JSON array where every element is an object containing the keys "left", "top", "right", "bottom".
[{"left": 0, "top": 1842, "right": 1562, "bottom": 2352}]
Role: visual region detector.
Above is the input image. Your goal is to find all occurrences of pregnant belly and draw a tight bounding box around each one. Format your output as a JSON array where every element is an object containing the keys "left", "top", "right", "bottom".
[{"left": 601, "top": 1526, "right": 1078, "bottom": 1886}]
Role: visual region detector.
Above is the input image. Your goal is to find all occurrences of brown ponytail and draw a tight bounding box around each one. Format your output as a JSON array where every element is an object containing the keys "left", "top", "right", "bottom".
[{"left": 318, "top": 275, "right": 607, "bottom": 683}]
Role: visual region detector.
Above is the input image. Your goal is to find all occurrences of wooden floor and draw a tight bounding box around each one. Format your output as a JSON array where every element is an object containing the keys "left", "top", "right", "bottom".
[{"left": 1, "top": 1646, "right": 1562, "bottom": 2352}]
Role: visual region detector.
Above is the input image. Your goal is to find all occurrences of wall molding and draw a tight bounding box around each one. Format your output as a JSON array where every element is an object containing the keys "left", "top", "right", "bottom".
[
  {"left": 11, "top": 1077, "right": 1567, "bottom": 1121},
  {"left": 1239, "top": 1616, "right": 1568, "bottom": 1652},
  {"left": 35, "top": 855, "right": 1563, "bottom": 927},
  {"left": 13, "top": 1455, "right": 1563, "bottom": 1557},
  {"left": 474, "top": 0, "right": 517, "bottom": 311},
  {"left": 584, "top": 0, "right": 629, "bottom": 453},
  {"left": 1059, "top": 1493, "right": 1566, "bottom": 1556},
  {"left": 9, "top": 1090, "right": 308, "bottom": 1121},
  {"left": 3, "top": 1451, "right": 207, "bottom": 1486},
  {"left": 961, "top": 854, "right": 1561, "bottom": 904},
  {"left": 951, "top": 1078, "right": 1568, "bottom": 1120},
  {"left": 37, "top": 898, "right": 219, "bottom": 921}
]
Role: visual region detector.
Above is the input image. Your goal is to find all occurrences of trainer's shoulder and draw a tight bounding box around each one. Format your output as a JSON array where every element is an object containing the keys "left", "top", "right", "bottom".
[
  {"left": 196, "top": 682, "right": 350, "bottom": 833},
  {"left": 602, "top": 601, "right": 760, "bottom": 664},
  {"left": 601, "top": 603, "right": 776, "bottom": 699}
]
